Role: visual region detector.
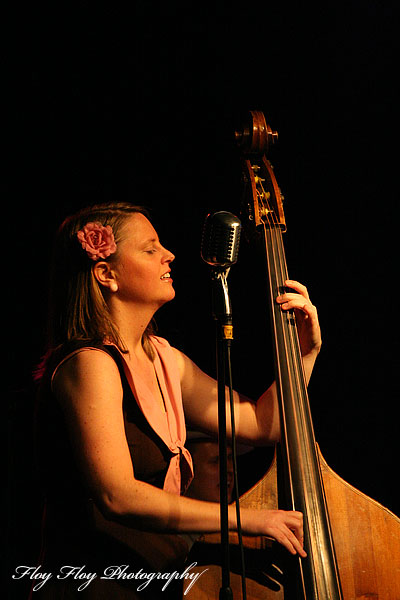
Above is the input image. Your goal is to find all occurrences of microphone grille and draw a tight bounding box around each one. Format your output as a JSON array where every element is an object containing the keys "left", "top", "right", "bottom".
[{"left": 201, "top": 211, "right": 242, "bottom": 267}]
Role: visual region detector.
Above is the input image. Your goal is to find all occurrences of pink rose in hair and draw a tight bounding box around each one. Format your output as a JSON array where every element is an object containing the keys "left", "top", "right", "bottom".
[{"left": 77, "top": 222, "right": 117, "bottom": 260}]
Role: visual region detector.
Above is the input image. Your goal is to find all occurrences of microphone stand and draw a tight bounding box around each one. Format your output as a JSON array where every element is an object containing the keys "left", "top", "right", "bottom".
[{"left": 211, "top": 267, "right": 234, "bottom": 600}]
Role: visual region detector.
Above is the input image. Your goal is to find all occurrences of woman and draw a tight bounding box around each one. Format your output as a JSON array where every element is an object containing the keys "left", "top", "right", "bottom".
[{"left": 32, "top": 202, "right": 321, "bottom": 598}]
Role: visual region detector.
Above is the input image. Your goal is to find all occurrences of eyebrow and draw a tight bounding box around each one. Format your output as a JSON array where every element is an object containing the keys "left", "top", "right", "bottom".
[{"left": 141, "top": 237, "right": 159, "bottom": 246}]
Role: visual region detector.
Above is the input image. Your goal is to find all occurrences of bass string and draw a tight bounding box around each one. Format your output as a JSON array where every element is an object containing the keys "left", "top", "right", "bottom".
[
  {"left": 263, "top": 205, "right": 306, "bottom": 414},
  {"left": 273, "top": 215, "right": 318, "bottom": 446},
  {"left": 261, "top": 207, "right": 298, "bottom": 511},
  {"left": 262, "top": 207, "right": 318, "bottom": 508},
  {"left": 263, "top": 204, "right": 341, "bottom": 595},
  {"left": 274, "top": 220, "right": 325, "bottom": 489}
]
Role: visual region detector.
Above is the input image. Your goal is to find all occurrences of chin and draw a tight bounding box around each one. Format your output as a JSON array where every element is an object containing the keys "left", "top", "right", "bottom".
[
  {"left": 163, "top": 287, "right": 176, "bottom": 302},
  {"left": 156, "top": 291, "right": 176, "bottom": 309}
]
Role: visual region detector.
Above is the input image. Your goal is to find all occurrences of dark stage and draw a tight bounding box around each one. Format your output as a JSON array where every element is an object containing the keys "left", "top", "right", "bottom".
[{"left": 6, "top": 2, "right": 400, "bottom": 596}]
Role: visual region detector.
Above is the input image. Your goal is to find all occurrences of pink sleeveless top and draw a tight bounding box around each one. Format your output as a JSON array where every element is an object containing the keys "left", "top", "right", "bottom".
[
  {"left": 52, "top": 335, "right": 193, "bottom": 495},
  {"left": 106, "top": 335, "right": 193, "bottom": 494}
]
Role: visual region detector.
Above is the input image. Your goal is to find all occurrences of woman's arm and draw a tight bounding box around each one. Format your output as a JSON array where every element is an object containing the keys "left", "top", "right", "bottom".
[
  {"left": 176, "top": 280, "right": 322, "bottom": 445},
  {"left": 52, "top": 349, "right": 305, "bottom": 556},
  {"left": 174, "top": 349, "right": 280, "bottom": 445}
]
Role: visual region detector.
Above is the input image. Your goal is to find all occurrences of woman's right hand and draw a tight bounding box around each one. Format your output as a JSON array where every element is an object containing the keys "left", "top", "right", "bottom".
[{"left": 239, "top": 508, "right": 307, "bottom": 557}]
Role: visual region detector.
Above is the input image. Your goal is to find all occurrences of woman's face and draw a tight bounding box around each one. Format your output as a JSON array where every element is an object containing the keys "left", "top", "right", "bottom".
[{"left": 113, "top": 213, "right": 175, "bottom": 309}]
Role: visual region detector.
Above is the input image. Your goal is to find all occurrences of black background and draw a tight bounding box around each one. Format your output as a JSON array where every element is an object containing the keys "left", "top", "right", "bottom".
[{"left": 6, "top": 0, "right": 400, "bottom": 578}]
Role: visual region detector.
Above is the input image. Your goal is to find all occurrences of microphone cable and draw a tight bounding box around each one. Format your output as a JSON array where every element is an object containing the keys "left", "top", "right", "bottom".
[{"left": 226, "top": 341, "right": 247, "bottom": 600}]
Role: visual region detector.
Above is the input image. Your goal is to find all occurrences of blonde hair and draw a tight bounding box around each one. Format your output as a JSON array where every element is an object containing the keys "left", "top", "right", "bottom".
[{"left": 46, "top": 202, "right": 155, "bottom": 359}]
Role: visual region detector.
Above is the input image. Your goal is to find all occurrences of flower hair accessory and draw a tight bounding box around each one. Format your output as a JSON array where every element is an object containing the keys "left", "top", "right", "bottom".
[{"left": 77, "top": 222, "right": 117, "bottom": 261}]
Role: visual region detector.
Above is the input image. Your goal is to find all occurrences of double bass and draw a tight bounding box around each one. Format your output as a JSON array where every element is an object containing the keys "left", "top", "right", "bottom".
[{"left": 185, "top": 111, "right": 400, "bottom": 599}]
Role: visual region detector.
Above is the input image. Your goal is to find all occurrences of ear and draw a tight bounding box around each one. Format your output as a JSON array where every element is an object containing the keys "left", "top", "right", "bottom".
[{"left": 93, "top": 261, "right": 118, "bottom": 293}]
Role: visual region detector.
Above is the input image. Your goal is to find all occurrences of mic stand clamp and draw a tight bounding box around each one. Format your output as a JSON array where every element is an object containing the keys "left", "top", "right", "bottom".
[{"left": 211, "top": 268, "right": 234, "bottom": 600}]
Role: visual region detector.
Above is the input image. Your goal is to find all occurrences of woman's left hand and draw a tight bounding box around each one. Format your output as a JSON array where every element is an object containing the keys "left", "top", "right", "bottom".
[{"left": 276, "top": 280, "right": 322, "bottom": 359}]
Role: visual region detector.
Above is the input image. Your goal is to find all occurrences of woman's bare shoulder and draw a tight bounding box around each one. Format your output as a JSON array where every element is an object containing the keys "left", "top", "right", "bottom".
[{"left": 52, "top": 347, "right": 123, "bottom": 406}]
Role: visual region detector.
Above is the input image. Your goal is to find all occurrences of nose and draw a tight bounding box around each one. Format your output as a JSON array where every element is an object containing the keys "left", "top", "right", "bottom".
[{"left": 162, "top": 247, "right": 175, "bottom": 263}]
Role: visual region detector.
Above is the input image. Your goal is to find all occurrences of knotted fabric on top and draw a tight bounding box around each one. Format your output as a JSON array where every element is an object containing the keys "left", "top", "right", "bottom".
[
  {"left": 50, "top": 335, "right": 194, "bottom": 496},
  {"left": 105, "top": 335, "right": 194, "bottom": 495}
]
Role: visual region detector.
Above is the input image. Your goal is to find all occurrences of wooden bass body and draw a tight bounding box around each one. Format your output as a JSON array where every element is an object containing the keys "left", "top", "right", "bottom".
[{"left": 184, "top": 446, "right": 400, "bottom": 599}]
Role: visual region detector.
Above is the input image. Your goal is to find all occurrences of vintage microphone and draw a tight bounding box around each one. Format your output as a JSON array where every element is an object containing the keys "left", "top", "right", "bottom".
[
  {"left": 201, "top": 211, "right": 243, "bottom": 600},
  {"left": 201, "top": 210, "right": 241, "bottom": 268},
  {"left": 201, "top": 211, "right": 241, "bottom": 336}
]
